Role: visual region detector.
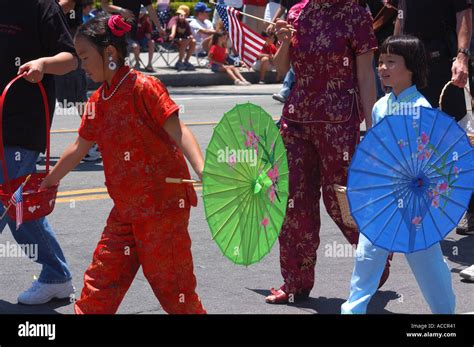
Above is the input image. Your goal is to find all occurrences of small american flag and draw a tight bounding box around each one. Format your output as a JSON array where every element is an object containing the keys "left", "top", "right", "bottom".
[
  {"left": 216, "top": 0, "right": 266, "bottom": 67},
  {"left": 9, "top": 184, "right": 23, "bottom": 230}
]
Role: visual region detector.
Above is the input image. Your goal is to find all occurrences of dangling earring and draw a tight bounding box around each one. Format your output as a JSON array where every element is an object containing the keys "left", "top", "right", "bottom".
[{"left": 108, "top": 55, "right": 117, "bottom": 71}]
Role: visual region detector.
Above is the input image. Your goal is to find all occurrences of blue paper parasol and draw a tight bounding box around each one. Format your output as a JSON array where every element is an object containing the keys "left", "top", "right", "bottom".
[{"left": 348, "top": 107, "right": 474, "bottom": 253}]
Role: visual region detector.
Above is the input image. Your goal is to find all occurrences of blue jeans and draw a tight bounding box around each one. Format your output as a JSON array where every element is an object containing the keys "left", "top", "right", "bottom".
[
  {"left": 341, "top": 233, "right": 455, "bottom": 314},
  {"left": 0, "top": 146, "right": 72, "bottom": 284},
  {"left": 279, "top": 67, "right": 295, "bottom": 99}
]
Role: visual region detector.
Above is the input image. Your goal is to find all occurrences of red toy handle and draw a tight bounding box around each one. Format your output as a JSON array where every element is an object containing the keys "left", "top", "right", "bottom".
[{"left": 0, "top": 73, "right": 51, "bottom": 194}]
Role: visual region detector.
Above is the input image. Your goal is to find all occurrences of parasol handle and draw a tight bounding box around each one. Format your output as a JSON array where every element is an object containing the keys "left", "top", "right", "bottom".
[
  {"left": 165, "top": 177, "right": 202, "bottom": 184},
  {"left": 0, "top": 201, "right": 12, "bottom": 220}
]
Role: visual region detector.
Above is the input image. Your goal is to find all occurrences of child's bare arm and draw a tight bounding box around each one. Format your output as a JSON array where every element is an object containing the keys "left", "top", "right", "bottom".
[
  {"left": 163, "top": 113, "right": 204, "bottom": 180},
  {"left": 40, "top": 136, "right": 94, "bottom": 189}
]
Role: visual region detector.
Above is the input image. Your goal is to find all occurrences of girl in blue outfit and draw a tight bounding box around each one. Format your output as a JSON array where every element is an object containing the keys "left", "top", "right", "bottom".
[{"left": 341, "top": 35, "right": 456, "bottom": 314}]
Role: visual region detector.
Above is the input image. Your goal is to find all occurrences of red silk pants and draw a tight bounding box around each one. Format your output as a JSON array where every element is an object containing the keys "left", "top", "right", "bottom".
[
  {"left": 74, "top": 207, "right": 206, "bottom": 314},
  {"left": 278, "top": 118, "right": 366, "bottom": 295}
]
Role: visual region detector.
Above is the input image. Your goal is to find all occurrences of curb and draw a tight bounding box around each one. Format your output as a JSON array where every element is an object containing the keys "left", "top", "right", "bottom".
[{"left": 88, "top": 70, "right": 279, "bottom": 89}]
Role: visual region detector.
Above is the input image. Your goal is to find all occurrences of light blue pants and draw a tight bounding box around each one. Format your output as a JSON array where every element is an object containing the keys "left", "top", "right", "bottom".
[
  {"left": 341, "top": 233, "right": 455, "bottom": 314},
  {"left": 0, "top": 146, "right": 72, "bottom": 284},
  {"left": 279, "top": 67, "right": 295, "bottom": 99}
]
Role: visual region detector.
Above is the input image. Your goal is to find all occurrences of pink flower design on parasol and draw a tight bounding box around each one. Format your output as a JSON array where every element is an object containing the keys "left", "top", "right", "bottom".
[
  {"left": 421, "top": 132, "right": 429, "bottom": 145},
  {"left": 267, "top": 165, "right": 279, "bottom": 183}
]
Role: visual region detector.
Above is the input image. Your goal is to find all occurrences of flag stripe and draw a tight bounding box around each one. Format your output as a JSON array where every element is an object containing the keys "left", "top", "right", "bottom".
[
  {"left": 9, "top": 184, "right": 23, "bottom": 230},
  {"left": 216, "top": 2, "right": 265, "bottom": 67}
]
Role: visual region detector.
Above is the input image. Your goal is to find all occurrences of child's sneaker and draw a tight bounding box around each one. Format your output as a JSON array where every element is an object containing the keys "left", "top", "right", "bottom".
[
  {"left": 272, "top": 93, "right": 286, "bottom": 103},
  {"left": 234, "top": 80, "right": 245, "bottom": 85},
  {"left": 18, "top": 280, "right": 75, "bottom": 305},
  {"left": 243, "top": 80, "right": 252, "bottom": 86},
  {"left": 460, "top": 265, "right": 474, "bottom": 282},
  {"left": 82, "top": 144, "right": 101, "bottom": 162}
]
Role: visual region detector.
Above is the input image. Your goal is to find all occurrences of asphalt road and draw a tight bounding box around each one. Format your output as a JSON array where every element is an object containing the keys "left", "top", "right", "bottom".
[{"left": 0, "top": 84, "right": 473, "bottom": 314}]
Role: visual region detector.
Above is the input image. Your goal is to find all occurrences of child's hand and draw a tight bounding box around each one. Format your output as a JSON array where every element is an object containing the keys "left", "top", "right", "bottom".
[
  {"left": 196, "top": 166, "right": 203, "bottom": 182},
  {"left": 39, "top": 176, "right": 56, "bottom": 192}
]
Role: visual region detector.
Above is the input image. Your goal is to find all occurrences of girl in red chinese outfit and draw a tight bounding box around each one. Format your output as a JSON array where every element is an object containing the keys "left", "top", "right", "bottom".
[{"left": 40, "top": 14, "right": 206, "bottom": 314}]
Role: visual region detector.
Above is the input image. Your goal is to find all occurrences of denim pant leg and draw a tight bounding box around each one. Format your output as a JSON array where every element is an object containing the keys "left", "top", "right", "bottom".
[
  {"left": 0, "top": 146, "right": 72, "bottom": 284},
  {"left": 279, "top": 67, "right": 295, "bottom": 99},
  {"left": 341, "top": 233, "right": 389, "bottom": 314},
  {"left": 405, "top": 243, "right": 455, "bottom": 314}
]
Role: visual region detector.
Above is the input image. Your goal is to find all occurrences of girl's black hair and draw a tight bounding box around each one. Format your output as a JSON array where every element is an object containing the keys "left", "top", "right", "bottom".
[
  {"left": 75, "top": 14, "right": 134, "bottom": 66},
  {"left": 379, "top": 35, "right": 428, "bottom": 89},
  {"left": 212, "top": 31, "right": 227, "bottom": 46}
]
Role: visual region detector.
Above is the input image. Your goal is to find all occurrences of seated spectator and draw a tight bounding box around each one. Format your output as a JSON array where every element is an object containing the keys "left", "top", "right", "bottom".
[
  {"left": 132, "top": 6, "right": 156, "bottom": 72},
  {"left": 209, "top": 31, "right": 251, "bottom": 85},
  {"left": 190, "top": 2, "right": 216, "bottom": 54},
  {"left": 253, "top": 31, "right": 278, "bottom": 84},
  {"left": 82, "top": 0, "right": 96, "bottom": 23},
  {"left": 168, "top": 6, "right": 196, "bottom": 71}
]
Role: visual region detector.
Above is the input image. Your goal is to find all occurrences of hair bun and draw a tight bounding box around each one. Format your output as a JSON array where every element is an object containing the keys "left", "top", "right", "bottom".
[{"left": 108, "top": 15, "right": 132, "bottom": 37}]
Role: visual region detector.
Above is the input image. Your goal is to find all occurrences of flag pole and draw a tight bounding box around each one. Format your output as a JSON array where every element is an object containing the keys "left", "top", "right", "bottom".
[
  {"left": 209, "top": 0, "right": 296, "bottom": 30},
  {"left": 0, "top": 174, "right": 32, "bottom": 220}
]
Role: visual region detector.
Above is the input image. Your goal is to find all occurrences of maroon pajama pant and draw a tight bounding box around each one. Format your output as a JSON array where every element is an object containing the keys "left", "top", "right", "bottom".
[{"left": 278, "top": 117, "right": 362, "bottom": 296}]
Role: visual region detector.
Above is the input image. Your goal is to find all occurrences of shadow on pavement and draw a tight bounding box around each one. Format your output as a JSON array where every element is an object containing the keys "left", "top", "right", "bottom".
[
  {"left": 0, "top": 298, "right": 71, "bottom": 314},
  {"left": 441, "top": 236, "right": 474, "bottom": 267},
  {"left": 247, "top": 288, "right": 397, "bottom": 314}
]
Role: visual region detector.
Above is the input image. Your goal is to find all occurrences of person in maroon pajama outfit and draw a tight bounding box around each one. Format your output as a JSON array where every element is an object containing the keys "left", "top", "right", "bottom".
[{"left": 266, "top": 0, "right": 392, "bottom": 304}]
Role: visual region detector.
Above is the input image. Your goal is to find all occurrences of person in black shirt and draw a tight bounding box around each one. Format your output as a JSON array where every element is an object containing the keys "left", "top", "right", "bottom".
[
  {"left": 56, "top": 0, "right": 101, "bottom": 162},
  {"left": 395, "top": 1, "right": 474, "bottom": 237},
  {"left": 396, "top": 0, "right": 472, "bottom": 108},
  {"left": 0, "top": 0, "right": 77, "bottom": 305}
]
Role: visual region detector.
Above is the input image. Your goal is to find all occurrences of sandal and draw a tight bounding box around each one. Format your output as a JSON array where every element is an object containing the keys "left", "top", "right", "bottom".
[
  {"left": 145, "top": 65, "right": 155, "bottom": 72},
  {"left": 265, "top": 287, "right": 290, "bottom": 304}
]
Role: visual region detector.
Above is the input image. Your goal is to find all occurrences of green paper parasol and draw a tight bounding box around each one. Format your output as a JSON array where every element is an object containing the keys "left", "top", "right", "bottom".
[{"left": 202, "top": 103, "right": 289, "bottom": 265}]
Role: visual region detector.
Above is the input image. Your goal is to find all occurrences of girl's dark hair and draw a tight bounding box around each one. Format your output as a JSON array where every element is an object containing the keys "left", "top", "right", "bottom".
[
  {"left": 212, "top": 31, "right": 227, "bottom": 46},
  {"left": 75, "top": 14, "right": 134, "bottom": 66},
  {"left": 379, "top": 35, "right": 428, "bottom": 89}
]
